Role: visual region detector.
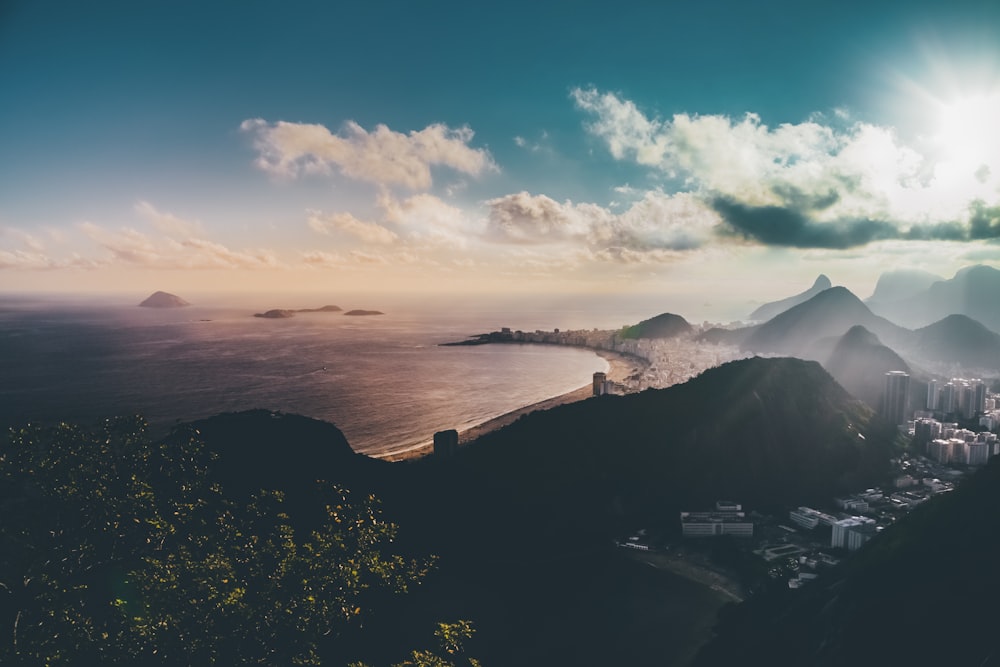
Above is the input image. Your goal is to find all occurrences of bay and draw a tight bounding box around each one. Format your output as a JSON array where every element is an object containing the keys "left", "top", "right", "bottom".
[{"left": 0, "top": 294, "right": 657, "bottom": 456}]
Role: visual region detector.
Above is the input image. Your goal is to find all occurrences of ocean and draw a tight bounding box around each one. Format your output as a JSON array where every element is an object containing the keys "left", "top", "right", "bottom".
[{"left": 0, "top": 293, "right": 668, "bottom": 456}]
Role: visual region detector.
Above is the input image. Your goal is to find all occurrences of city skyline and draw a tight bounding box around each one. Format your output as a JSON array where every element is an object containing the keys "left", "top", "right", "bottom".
[{"left": 2, "top": 0, "right": 999, "bottom": 316}]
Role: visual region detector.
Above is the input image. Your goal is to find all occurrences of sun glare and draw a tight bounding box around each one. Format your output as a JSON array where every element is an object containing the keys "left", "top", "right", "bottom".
[{"left": 934, "top": 91, "right": 1000, "bottom": 166}]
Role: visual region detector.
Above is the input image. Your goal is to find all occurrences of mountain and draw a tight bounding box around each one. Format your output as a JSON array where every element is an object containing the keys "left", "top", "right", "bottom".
[
  {"left": 748, "top": 275, "right": 831, "bottom": 322},
  {"left": 822, "top": 325, "right": 911, "bottom": 411},
  {"left": 868, "top": 264, "right": 1000, "bottom": 330},
  {"left": 138, "top": 290, "right": 189, "bottom": 308},
  {"left": 189, "top": 358, "right": 894, "bottom": 667},
  {"left": 865, "top": 268, "right": 942, "bottom": 305},
  {"left": 621, "top": 312, "right": 693, "bottom": 339},
  {"left": 695, "top": 457, "right": 1000, "bottom": 667},
  {"left": 913, "top": 314, "right": 1000, "bottom": 372},
  {"left": 344, "top": 310, "right": 384, "bottom": 316},
  {"left": 741, "top": 287, "right": 913, "bottom": 359},
  {"left": 451, "top": 357, "right": 888, "bottom": 519}
]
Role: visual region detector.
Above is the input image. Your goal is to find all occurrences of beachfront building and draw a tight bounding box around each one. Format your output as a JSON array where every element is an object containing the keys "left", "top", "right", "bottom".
[
  {"left": 831, "top": 516, "right": 878, "bottom": 551},
  {"left": 433, "top": 429, "right": 459, "bottom": 458},
  {"left": 789, "top": 507, "right": 837, "bottom": 530},
  {"left": 680, "top": 501, "right": 754, "bottom": 538}
]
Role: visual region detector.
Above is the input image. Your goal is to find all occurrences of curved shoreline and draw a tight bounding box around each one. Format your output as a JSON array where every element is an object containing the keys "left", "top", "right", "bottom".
[{"left": 373, "top": 348, "right": 647, "bottom": 462}]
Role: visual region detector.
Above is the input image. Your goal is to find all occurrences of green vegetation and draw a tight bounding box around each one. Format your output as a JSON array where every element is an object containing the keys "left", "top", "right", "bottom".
[
  {"left": 0, "top": 357, "right": 902, "bottom": 666},
  {"left": 0, "top": 417, "right": 433, "bottom": 666},
  {"left": 620, "top": 312, "right": 693, "bottom": 340}
]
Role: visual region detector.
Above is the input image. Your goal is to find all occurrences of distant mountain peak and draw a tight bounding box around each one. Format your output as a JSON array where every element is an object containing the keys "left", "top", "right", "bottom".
[
  {"left": 839, "top": 324, "right": 880, "bottom": 346},
  {"left": 139, "top": 291, "right": 190, "bottom": 308},
  {"left": 813, "top": 274, "right": 832, "bottom": 289},
  {"left": 748, "top": 275, "right": 835, "bottom": 322}
]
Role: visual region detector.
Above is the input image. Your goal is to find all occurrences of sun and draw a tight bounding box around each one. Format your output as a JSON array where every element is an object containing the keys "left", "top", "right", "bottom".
[{"left": 933, "top": 91, "right": 1000, "bottom": 168}]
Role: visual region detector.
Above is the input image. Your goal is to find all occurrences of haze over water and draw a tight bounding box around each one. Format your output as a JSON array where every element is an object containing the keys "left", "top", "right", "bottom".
[{"left": 0, "top": 293, "right": 686, "bottom": 455}]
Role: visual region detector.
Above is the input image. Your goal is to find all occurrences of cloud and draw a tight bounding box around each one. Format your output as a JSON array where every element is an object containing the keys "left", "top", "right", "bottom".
[
  {"left": 306, "top": 210, "right": 398, "bottom": 244},
  {"left": 79, "top": 221, "right": 280, "bottom": 270},
  {"left": 377, "top": 192, "right": 471, "bottom": 247},
  {"left": 134, "top": 200, "right": 202, "bottom": 236},
  {"left": 572, "top": 86, "right": 1000, "bottom": 249},
  {"left": 485, "top": 191, "right": 596, "bottom": 244},
  {"left": 9, "top": 252, "right": 101, "bottom": 270},
  {"left": 484, "top": 190, "right": 720, "bottom": 255},
  {"left": 711, "top": 197, "right": 899, "bottom": 249},
  {"left": 241, "top": 118, "right": 497, "bottom": 190},
  {"left": 2, "top": 227, "right": 45, "bottom": 251},
  {"left": 968, "top": 201, "right": 1000, "bottom": 239}
]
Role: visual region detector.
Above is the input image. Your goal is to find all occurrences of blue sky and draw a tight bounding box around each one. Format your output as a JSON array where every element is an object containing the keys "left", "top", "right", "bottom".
[{"left": 2, "top": 0, "right": 999, "bottom": 317}]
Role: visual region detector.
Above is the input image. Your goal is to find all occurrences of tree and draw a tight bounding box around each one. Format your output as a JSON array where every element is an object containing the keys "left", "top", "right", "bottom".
[{"left": 0, "top": 417, "right": 434, "bottom": 666}]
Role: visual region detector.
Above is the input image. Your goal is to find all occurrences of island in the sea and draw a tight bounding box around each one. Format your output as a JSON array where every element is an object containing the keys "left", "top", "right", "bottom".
[
  {"left": 254, "top": 309, "right": 296, "bottom": 319},
  {"left": 297, "top": 305, "right": 343, "bottom": 313},
  {"left": 138, "top": 291, "right": 190, "bottom": 308},
  {"left": 343, "top": 310, "right": 384, "bottom": 316},
  {"left": 252, "top": 305, "right": 343, "bottom": 319}
]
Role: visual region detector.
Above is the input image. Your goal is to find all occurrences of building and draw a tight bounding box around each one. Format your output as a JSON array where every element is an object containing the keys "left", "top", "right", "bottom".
[
  {"left": 883, "top": 371, "right": 910, "bottom": 425},
  {"left": 592, "top": 372, "right": 607, "bottom": 396},
  {"left": 832, "top": 516, "right": 877, "bottom": 551},
  {"left": 680, "top": 501, "right": 754, "bottom": 538},
  {"left": 433, "top": 429, "right": 459, "bottom": 457},
  {"left": 789, "top": 507, "right": 837, "bottom": 530}
]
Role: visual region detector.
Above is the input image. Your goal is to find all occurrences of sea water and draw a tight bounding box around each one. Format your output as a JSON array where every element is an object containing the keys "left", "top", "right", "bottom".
[{"left": 0, "top": 293, "right": 665, "bottom": 456}]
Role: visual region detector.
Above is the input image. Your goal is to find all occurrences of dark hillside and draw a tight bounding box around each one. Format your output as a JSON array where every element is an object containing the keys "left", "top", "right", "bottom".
[
  {"left": 695, "top": 457, "right": 1000, "bottom": 667},
  {"left": 620, "top": 312, "right": 693, "bottom": 339},
  {"left": 741, "top": 287, "right": 913, "bottom": 357},
  {"left": 823, "top": 325, "right": 911, "bottom": 410}
]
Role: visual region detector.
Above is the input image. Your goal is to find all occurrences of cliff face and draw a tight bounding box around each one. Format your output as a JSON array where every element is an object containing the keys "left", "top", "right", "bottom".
[{"left": 138, "top": 291, "right": 190, "bottom": 308}]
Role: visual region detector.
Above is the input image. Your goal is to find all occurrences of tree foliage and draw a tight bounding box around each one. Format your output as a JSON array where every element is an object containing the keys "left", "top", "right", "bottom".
[{"left": 0, "top": 417, "right": 434, "bottom": 666}]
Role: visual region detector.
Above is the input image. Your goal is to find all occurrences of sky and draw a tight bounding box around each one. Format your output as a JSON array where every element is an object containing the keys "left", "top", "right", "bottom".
[{"left": 1, "top": 0, "right": 999, "bottom": 318}]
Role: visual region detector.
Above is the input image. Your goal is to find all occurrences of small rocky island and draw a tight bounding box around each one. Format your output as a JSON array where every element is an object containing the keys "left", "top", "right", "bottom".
[
  {"left": 254, "top": 309, "right": 297, "bottom": 319},
  {"left": 139, "top": 291, "right": 190, "bottom": 308},
  {"left": 296, "top": 305, "right": 343, "bottom": 313},
  {"left": 252, "top": 305, "right": 382, "bottom": 318}
]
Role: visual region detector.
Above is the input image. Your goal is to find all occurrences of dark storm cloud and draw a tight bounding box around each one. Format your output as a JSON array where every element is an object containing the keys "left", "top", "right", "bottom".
[
  {"left": 712, "top": 197, "right": 1000, "bottom": 249},
  {"left": 710, "top": 197, "right": 898, "bottom": 249},
  {"left": 969, "top": 201, "right": 1000, "bottom": 239}
]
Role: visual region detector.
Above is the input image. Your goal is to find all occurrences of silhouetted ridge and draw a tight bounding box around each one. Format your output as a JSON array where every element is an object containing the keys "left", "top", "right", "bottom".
[
  {"left": 454, "top": 356, "right": 887, "bottom": 517},
  {"left": 914, "top": 314, "right": 1000, "bottom": 370},
  {"left": 695, "top": 458, "right": 1000, "bottom": 667},
  {"left": 865, "top": 268, "right": 942, "bottom": 304},
  {"left": 868, "top": 264, "right": 1000, "bottom": 330},
  {"left": 741, "top": 286, "right": 912, "bottom": 358},
  {"left": 621, "top": 312, "right": 693, "bottom": 339},
  {"left": 823, "top": 325, "right": 911, "bottom": 410},
  {"left": 189, "top": 410, "right": 387, "bottom": 500},
  {"left": 748, "top": 274, "right": 831, "bottom": 321}
]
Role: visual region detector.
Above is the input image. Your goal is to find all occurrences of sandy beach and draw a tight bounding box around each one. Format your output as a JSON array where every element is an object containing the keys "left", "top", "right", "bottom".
[{"left": 376, "top": 348, "right": 647, "bottom": 462}]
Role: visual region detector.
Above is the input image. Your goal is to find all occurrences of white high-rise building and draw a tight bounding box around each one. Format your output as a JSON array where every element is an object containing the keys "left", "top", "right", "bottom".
[{"left": 884, "top": 371, "right": 910, "bottom": 425}]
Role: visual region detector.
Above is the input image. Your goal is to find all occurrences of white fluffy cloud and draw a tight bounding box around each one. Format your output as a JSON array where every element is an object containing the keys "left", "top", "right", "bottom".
[
  {"left": 485, "top": 190, "right": 720, "bottom": 255},
  {"left": 377, "top": 192, "right": 471, "bottom": 247},
  {"left": 306, "top": 210, "right": 398, "bottom": 245},
  {"left": 241, "top": 118, "right": 497, "bottom": 190},
  {"left": 572, "top": 87, "right": 1000, "bottom": 247}
]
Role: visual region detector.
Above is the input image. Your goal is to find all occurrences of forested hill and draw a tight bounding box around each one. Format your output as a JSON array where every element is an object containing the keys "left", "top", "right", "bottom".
[
  {"left": 694, "top": 456, "right": 1000, "bottom": 667},
  {"left": 0, "top": 356, "right": 900, "bottom": 667}
]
